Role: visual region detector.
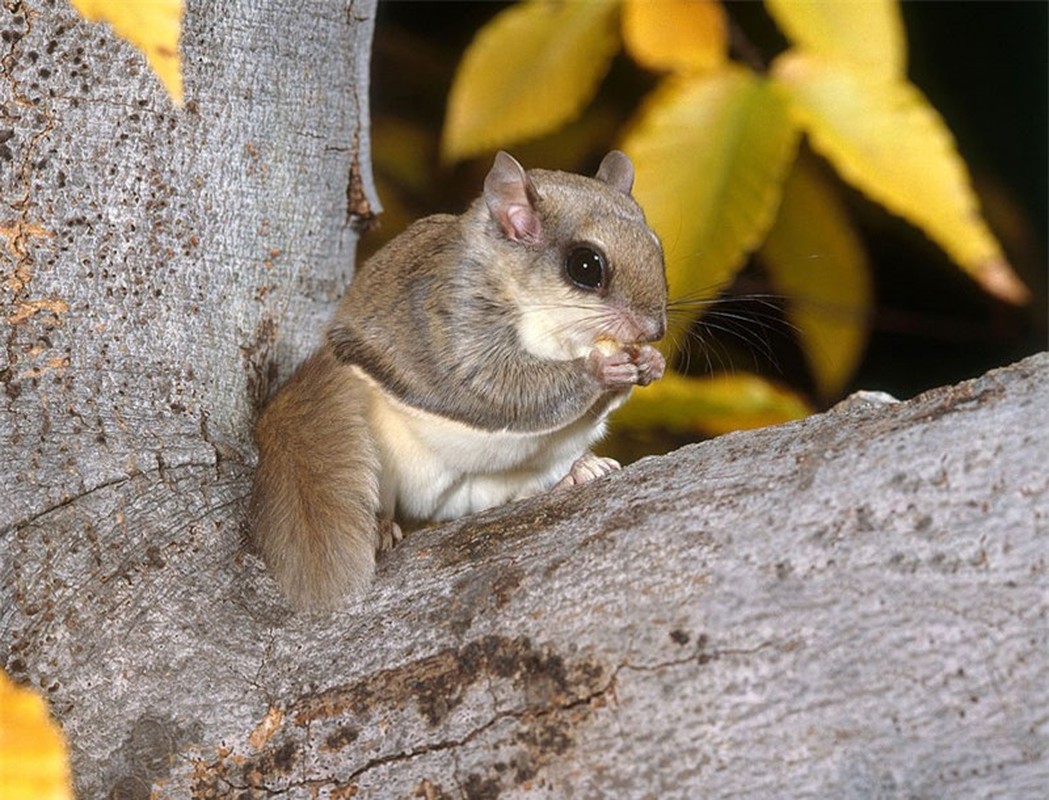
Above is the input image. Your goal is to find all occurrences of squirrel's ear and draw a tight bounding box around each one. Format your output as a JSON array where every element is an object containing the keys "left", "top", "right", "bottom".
[
  {"left": 484, "top": 151, "right": 542, "bottom": 244},
  {"left": 595, "top": 150, "right": 634, "bottom": 195}
]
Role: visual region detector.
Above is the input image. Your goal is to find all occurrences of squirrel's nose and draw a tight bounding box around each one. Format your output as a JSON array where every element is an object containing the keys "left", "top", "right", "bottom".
[{"left": 643, "top": 313, "right": 666, "bottom": 342}]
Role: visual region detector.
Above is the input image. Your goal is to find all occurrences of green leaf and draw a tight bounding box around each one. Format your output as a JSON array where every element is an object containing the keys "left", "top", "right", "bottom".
[
  {"left": 621, "top": 67, "right": 801, "bottom": 344},
  {"left": 441, "top": 0, "right": 620, "bottom": 163},
  {"left": 772, "top": 51, "right": 1029, "bottom": 304},
  {"left": 614, "top": 370, "right": 812, "bottom": 438},
  {"left": 760, "top": 157, "right": 872, "bottom": 399},
  {"left": 765, "top": 0, "right": 905, "bottom": 80}
]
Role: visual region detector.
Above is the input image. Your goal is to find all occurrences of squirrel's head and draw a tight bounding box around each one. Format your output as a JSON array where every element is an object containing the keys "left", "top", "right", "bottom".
[{"left": 479, "top": 151, "right": 667, "bottom": 362}]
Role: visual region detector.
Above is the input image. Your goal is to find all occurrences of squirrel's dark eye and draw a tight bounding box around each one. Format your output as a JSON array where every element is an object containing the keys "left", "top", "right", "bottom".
[{"left": 565, "top": 246, "right": 606, "bottom": 291}]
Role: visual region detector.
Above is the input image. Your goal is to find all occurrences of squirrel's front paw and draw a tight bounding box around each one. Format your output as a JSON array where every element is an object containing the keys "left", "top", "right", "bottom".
[
  {"left": 586, "top": 344, "right": 666, "bottom": 389},
  {"left": 586, "top": 348, "right": 639, "bottom": 390},
  {"left": 632, "top": 344, "right": 666, "bottom": 387}
]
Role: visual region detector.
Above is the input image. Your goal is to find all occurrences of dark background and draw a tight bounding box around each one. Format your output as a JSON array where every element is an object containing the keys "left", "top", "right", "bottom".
[{"left": 369, "top": 1, "right": 1047, "bottom": 406}]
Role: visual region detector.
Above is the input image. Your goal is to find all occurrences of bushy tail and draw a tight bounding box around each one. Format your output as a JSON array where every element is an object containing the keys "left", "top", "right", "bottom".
[{"left": 250, "top": 349, "right": 382, "bottom": 611}]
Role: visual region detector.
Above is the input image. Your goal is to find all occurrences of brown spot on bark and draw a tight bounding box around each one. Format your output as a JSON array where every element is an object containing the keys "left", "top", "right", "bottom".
[
  {"left": 292, "top": 635, "right": 606, "bottom": 728},
  {"left": 347, "top": 152, "right": 377, "bottom": 231}
]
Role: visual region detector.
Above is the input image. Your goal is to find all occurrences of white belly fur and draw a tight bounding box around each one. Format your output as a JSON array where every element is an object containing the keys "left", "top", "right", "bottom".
[{"left": 351, "top": 367, "right": 623, "bottom": 523}]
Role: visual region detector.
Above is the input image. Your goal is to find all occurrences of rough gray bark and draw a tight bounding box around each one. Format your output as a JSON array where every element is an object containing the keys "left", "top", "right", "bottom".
[
  {"left": 1, "top": 0, "right": 378, "bottom": 792},
  {"left": 3, "top": 3, "right": 1048, "bottom": 799}
]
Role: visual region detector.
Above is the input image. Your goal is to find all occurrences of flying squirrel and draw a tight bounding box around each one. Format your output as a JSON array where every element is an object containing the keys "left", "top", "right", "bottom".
[{"left": 250, "top": 150, "right": 668, "bottom": 610}]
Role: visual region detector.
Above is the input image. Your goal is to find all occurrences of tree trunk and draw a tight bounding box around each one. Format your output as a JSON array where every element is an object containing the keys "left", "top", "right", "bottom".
[
  {"left": 3, "top": 3, "right": 1048, "bottom": 799},
  {"left": 1, "top": 0, "right": 377, "bottom": 794}
]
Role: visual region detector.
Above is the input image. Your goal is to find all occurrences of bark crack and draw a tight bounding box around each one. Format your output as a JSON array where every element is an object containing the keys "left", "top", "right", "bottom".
[
  {"left": 3, "top": 460, "right": 222, "bottom": 534},
  {"left": 218, "top": 662, "right": 620, "bottom": 797},
  {"left": 344, "top": 665, "right": 615, "bottom": 786},
  {"left": 619, "top": 638, "right": 779, "bottom": 674}
]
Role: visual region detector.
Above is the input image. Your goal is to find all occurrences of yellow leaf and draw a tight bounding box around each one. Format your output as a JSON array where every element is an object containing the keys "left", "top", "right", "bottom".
[
  {"left": 765, "top": 0, "right": 905, "bottom": 80},
  {"left": 772, "top": 52, "right": 1029, "bottom": 304},
  {"left": 622, "top": 0, "right": 728, "bottom": 74},
  {"left": 614, "top": 370, "right": 812, "bottom": 437},
  {"left": 442, "top": 0, "right": 620, "bottom": 162},
  {"left": 760, "top": 157, "right": 872, "bottom": 399},
  {"left": 0, "top": 671, "right": 74, "bottom": 800},
  {"left": 622, "top": 68, "right": 800, "bottom": 345},
  {"left": 71, "top": 0, "right": 184, "bottom": 105}
]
